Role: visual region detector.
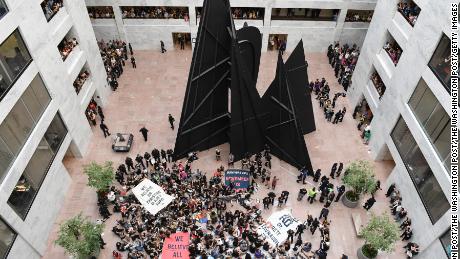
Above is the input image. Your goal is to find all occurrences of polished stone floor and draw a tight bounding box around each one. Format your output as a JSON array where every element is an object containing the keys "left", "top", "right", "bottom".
[{"left": 43, "top": 49, "right": 402, "bottom": 259}]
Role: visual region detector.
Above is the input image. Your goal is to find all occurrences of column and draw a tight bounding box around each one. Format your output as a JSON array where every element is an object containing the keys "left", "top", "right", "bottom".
[{"left": 112, "top": 4, "right": 128, "bottom": 42}]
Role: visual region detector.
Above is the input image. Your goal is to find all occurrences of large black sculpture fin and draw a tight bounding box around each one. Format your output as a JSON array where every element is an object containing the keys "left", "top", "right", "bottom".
[
  {"left": 174, "top": 0, "right": 232, "bottom": 159},
  {"left": 285, "top": 40, "right": 316, "bottom": 134},
  {"left": 262, "top": 53, "right": 313, "bottom": 172},
  {"left": 229, "top": 26, "right": 266, "bottom": 161}
]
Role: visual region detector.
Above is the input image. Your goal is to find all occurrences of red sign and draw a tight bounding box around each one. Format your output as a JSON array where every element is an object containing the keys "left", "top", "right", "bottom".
[{"left": 161, "top": 232, "right": 190, "bottom": 259}]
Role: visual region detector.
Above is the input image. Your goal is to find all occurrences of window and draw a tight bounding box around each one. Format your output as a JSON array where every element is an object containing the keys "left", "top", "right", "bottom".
[
  {"left": 409, "top": 79, "right": 451, "bottom": 171},
  {"left": 0, "top": 74, "right": 51, "bottom": 183},
  {"left": 73, "top": 65, "right": 90, "bottom": 95},
  {"left": 0, "top": 0, "right": 8, "bottom": 20},
  {"left": 58, "top": 33, "right": 78, "bottom": 61},
  {"left": 370, "top": 70, "right": 386, "bottom": 99},
  {"left": 8, "top": 113, "right": 67, "bottom": 219},
  {"left": 0, "top": 218, "right": 16, "bottom": 258},
  {"left": 40, "top": 0, "right": 63, "bottom": 21},
  {"left": 121, "top": 6, "right": 189, "bottom": 20},
  {"left": 0, "top": 30, "right": 33, "bottom": 101},
  {"left": 271, "top": 8, "right": 339, "bottom": 21},
  {"left": 383, "top": 34, "right": 403, "bottom": 66},
  {"left": 440, "top": 229, "right": 452, "bottom": 258},
  {"left": 87, "top": 6, "right": 115, "bottom": 19},
  {"left": 391, "top": 116, "right": 450, "bottom": 223},
  {"left": 397, "top": 0, "right": 420, "bottom": 26},
  {"left": 429, "top": 34, "right": 452, "bottom": 92},
  {"left": 345, "top": 10, "right": 373, "bottom": 22}
]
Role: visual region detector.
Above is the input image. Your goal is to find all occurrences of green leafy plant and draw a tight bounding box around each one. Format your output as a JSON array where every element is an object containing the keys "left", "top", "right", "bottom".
[
  {"left": 342, "top": 160, "right": 377, "bottom": 201},
  {"left": 84, "top": 161, "right": 114, "bottom": 193},
  {"left": 54, "top": 213, "right": 103, "bottom": 259},
  {"left": 360, "top": 213, "right": 400, "bottom": 258}
]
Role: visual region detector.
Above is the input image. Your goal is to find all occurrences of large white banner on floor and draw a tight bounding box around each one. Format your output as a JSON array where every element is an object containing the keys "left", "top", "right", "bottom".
[
  {"left": 132, "top": 179, "right": 174, "bottom": 216},
  {"left": 257, "top": 210, "right": 300, "bottom": 246}
]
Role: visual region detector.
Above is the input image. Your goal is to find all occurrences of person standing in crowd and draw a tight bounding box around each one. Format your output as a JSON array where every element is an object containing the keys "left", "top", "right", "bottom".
[
  {"left": 179, "top": 34, "right": 185, "bottom": 50},
  {"left": 386, "top": 183, "right": 396, "bottom": 197},
  {"left": 161, "top": 40, "right": 166, "bottom": 53},
  {"left": 128, "top": 43, "right": 133, "bottom": 56},
  {"left": 125, "top": 156, "right": 134, "bottom": 171},
  {"left": 363, "top": 195, "right": 376, "bottom": 210},
  {"left": 271, "top": 176, "right": 278, "bottom": 190},
  {"left": 139, "top": 126, "right": 149, "bottom": 141},
  {"left": 307, "top": 187, "right": 317, "bottom": 204},
  {"left": 279, "top": 40, "right": 286, "bottom": 55},
  {"left": 215, "top": 148, "right": 221, "bottom": 161},
  {"left": 335, "top": 184, "right": 345, "bottom": 202},
  {"left": 131, "top": 56, "right": 136, "bottom": 68},
  {"left": 168, "top": 114, "right": 175, "bottom": 130},
  {"left": 99, "top": 121, "right": 111, "bottom": 138}
]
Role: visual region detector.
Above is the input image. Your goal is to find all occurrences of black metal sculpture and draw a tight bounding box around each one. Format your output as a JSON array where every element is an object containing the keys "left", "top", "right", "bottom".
[
  {"left": 174, "top": 0, "right": 315, "bottom": 171},
  {"left": 285, "top": 40, "right": 316, "bottom": 134},
  {"left": 261, "top": 53, "right": 314, "bottom": 172},
  {"left": 173, "top": 0, "right": 232, "bottom": 159},
  {"left": 229, "top": 26, "right": 266, "bottom": 161}
]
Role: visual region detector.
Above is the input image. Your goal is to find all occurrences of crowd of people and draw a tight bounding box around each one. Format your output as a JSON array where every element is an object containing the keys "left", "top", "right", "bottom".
[
  {"left": 58, "top": 37, "right": 78, "bottom": 61},
  {"left": 87, "top": 7, "right": 115, "bottom": 19},
  {"left": 41, "top": 0, "right": 63, "bottom": 21},
  {"left": 121, "top": 7, "right": 189, "bottom": 20},
  {"left": 345, "top": 11, "right": 373, "bottom": 22},
  {"left": 327, "top": 43, "right": 360, "bottom": 91},
  {"left": 73, "top": 70, "right": 90, "bottom": 94},
  {"left": 98, "top": 40, "right": 132, "bottom": 91},
  {"left": 231, "top": 8, "right": 263, "bottom": 20},
  {"left": 85, "top": 99, "right": 104, "bottom": 127},
  {"left": 309, "top": 78, "right": 347, "bottom": 124},
  {"left": 397, "top": 0, "right": 420, "bottom": 26},
  {"left": 383, "top": 41, "right": 403, "bottom": 66},
  {"left": 371, "top": 71, "right": 386, "bottom": 98},
  {"left": 386, "top": 184, "right": 421, "bottom": 258},
  {"left": 96, "top": 141, "right": 360, "bottom": 259}
]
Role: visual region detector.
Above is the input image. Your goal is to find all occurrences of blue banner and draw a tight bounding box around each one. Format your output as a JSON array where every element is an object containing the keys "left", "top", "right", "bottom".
[{"left": 225, "top": 169, "right": 250, "bottom": 191}]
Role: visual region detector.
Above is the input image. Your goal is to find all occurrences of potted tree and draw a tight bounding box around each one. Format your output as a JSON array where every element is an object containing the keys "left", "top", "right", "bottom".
[
  {"left": 341, "top": 160, "right": 377, "bottom": 208},
  {"left": 357, "top": 213, "right": 400, "bottom": 259},
  {"left": 55, "top": 213, "right": 104, "bottom": 259},
  {"left": 83, "top": 161, "right": 114, "bottom": 196}
]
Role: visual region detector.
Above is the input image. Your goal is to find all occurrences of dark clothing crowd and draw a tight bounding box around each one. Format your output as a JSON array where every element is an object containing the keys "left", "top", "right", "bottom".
[{"left": 327, "top": 43, "right": 360, "bottom": 92}]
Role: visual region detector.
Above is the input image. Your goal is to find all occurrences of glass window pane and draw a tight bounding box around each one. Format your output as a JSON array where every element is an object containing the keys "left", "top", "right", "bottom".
[
  {"left": 409, "top": 79, "right": 451, "bottom": 173},
  {"left": 429, "top": 34, "right": 451, "bottom": 92},
  {"left": 44, "top": 114, "right": 67, "bottom": 153},
  {"left": 0, "top": 74, "right": 51, "bottom": 183},
  {"left": 7, "top": 113, "right": 67, "bottom": 219},
  {"left": 0, "top": 0, "right": 8, "bottom": 20},
  {"left": 0, "top": 137, "right": 13, "bottom": 179},
  {"left": 0, "top": 100, "right": 34, "bottom": 154},
  {"left": 40, "top": 0, "right": 63, "bottom": 21},
  {"left": 0, "top": 30, "right": 32, "bottom": 101},
  {"left": 440, "top": 229, "right": 451, "bottom": 257},
  {"left": 391, "top": 116, "right": 450, "bottom": 223},
  {"left": 0, "top": 218, "right": 16, "bottom": 258}
]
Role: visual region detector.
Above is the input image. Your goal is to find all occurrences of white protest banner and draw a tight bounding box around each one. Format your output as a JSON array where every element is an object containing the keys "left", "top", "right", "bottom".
[
  {"left": 132, "top": 179, "right": 174, "bottom": 216},
  {"left": 257, "top": 210, "right": 300, "bottom": 246}
]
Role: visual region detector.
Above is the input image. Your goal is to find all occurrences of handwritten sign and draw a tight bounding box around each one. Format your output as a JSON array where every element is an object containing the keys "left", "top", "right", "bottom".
[
  {"left": 257, "top": 210, "right": 300, "bottom": 246},
  {"left": 132, "top": 179, "right": 174, "bottom": 215},
  {"left": 225, "top": 169, "right": 250, "bottom": 191},
  {"left": 161, "top": 232, "right": 190, "bottom": 259}
]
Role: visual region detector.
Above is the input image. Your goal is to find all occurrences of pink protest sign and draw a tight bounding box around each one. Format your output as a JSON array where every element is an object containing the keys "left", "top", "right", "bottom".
[{"left": 161, "top": 232, "right": 190, "bottom": 259}]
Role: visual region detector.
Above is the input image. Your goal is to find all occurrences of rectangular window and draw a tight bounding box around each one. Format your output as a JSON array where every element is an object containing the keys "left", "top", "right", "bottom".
[
  {"left": 371, "top": 70, "right": 386, "bottom": 99},
  {"left": 0, "top": 30, "right": 33, "bottom": 101},
  {"left": 383, "top": 33, "right": 403, "bottom": 66},
  {"left": 0, "top": 218, "right": 16, "bottom": 258},
  {"left": 121, "top": 6, "right": 189, "bottom": 19},
  {"left": 345, "top": 10, "right": 373, "bottom": 22},
  {"left": 440, "top": 229, "right": 451, "bottom": 258},
  {"left": 391, "top": 116, "right": 450, "bottom": 223},
  {"left": 271, "top": 8, "right": 339, "bottom": 21},
  {"left": 409, "top": 79, "right": 451, "bottom": 172},
  {"left": 73, "top": 65, "right": 90, "bottom": 95},
  {"left": 87, "top": 6, "right": 114, "bottom": 19},
  {"left": 0, "top": 0, "right": 8, "bottom": 20},
  {"left": 0, "top": 74, "right": 51, "bottom": 183},
  {"left": 429, "top": 34, "right": 452, "bottom": 92},
  {"left": 40, "top": 0, "right": 63, "bottom": 21},
  {"left": 7, "top": 113, "right": 67, "bottom": 219},
  {"left": 58, "top": 32, "right": 78, "bottom": 61},
  {"left": 397, "top": 0, "right": 421, "bottom": 26}
]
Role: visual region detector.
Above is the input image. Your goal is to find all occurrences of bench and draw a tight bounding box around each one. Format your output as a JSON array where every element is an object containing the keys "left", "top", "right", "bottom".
[{"left": 352, "top": 213, "right": 363, "bottom": 237}]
